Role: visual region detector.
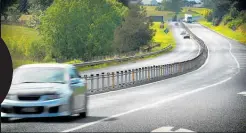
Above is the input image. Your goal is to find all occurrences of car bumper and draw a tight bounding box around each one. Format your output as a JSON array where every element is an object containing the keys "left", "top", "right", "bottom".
[{"left": 1, "top": 97, "right": 71, "bottom": 118}]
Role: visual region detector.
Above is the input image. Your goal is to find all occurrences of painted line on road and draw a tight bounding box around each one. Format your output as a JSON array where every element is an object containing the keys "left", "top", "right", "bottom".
[
  {"left": 62, "top": 77, "right": 232, "bottom": 132},
  {"left": 227, "top": 39, "right": 240, "bottom": 70},
  {"left": 198, "top": 23, "right": 240, "bottom": 70}
]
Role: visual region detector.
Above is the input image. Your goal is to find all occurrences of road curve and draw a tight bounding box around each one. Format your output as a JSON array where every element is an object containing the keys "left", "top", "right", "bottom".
[
  {"left": 80, "top": 22, "right": 200, "bottom": 76},
  {"left": 3, "top": 23, "right": 246, "bottom": 132}
]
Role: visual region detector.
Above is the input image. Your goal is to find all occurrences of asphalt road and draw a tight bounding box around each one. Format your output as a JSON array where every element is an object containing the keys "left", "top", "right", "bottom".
[
  {"left": 2, "top": 23, "right": 246, "bottom": 132},
  {"left": 80, "top": 22, "right": 200, "bottom": 76}
]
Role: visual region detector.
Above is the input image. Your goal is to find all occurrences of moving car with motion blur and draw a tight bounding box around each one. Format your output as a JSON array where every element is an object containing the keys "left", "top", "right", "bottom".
[{"left": 1, "top": 64, "right": 87, "bottom": 122}]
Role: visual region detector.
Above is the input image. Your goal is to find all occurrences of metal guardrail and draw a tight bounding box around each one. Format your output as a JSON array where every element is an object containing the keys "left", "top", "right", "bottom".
[
  {"left": 80, "top": 22, "right": 208, "bottom": 95},
  {"left": 74, "top": 45, "right": 173, "bottom": 67}
]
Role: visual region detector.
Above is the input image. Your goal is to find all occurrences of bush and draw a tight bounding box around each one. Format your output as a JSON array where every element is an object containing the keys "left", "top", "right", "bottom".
[
  {"left": 203, "top": 9, "right": 213, "bottom": 22},
  {"left": 40, "top": 0, "right": 127, "bottom": 61},
  {"left": 223, "top": 14, "right": 233, "bottom": 25},
  {"left": 212, "top": 17, "right": 221, "bottom": 26},
  {"left": 29, "top": 39, "right": 48, "bottom": 61},
  {"left": 228, "top": 18, "right": 244, "bottom": 29}
]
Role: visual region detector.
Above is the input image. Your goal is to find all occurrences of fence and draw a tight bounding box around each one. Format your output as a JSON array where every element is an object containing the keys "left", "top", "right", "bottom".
[
  {"left": 80, "top": 22, "right": 208, "bottom": 95},
  {"left": 73, "top": 45, "right": 173, "bottom": 67}
]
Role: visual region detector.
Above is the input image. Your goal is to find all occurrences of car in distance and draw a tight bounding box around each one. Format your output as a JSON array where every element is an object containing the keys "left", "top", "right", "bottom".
[
  {"left": 1, "top": 64, "right": 87, "bottom": 122},
  {"left": 183, "top": 33, "right": 190, "bottom": 39}
]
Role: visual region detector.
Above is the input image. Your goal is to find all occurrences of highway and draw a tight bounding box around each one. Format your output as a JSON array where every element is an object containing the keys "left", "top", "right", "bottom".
[
  {"left": 2, "top": 22, "right": 246, "bottom": 132},
  {"left": 80, "top": 22, "right": 200, "bottom": 76}
]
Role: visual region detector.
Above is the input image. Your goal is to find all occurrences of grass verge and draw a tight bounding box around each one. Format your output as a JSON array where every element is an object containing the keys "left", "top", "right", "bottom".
[
  {"left": 2, "top": 20, "right": 175, "bottom": 71},
  {"left": 199, "top": 20, "right": 246, "bottom": 44}
]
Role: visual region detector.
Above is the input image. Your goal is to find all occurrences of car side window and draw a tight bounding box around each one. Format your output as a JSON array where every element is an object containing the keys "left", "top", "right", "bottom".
[{"left": 69, "top": 68, "right": 79, "bottom": 79}]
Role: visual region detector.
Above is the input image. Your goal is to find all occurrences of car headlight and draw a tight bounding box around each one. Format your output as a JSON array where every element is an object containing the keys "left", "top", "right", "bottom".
[
  {"left": 5, "top": 94, "right": 17, "bottom": 100},
  {"left": 46, "top": 94, "right": 62, "bottom": 100}
]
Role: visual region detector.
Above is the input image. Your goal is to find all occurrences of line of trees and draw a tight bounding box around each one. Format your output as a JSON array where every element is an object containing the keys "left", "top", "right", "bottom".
[
  {"left": 202, "top": 0, "right": 246, "bottom": 28},
  {"left": 2, "top": 0, "right": 155, "bottom": 62}
]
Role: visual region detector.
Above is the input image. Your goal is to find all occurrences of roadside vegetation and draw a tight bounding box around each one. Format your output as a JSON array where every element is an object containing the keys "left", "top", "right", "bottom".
[
  {"left": 2, "top": 0, "right": 175, "bottom": 69},
  {"left": 198, "top": 0, "right": 246, "bottom": 44}
]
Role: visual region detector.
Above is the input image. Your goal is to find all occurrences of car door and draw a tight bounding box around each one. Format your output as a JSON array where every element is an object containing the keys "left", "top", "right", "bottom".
[{"left": 69, "top": 67, "right": 86, "bottom": 111}]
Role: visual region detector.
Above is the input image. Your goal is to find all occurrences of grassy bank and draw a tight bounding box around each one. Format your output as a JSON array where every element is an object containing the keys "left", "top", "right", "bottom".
[
  {"left": 144, "top": 6, "right": 203, "bottom": 20},
  {"left": 2, "top": 21, "right": 175, "bottom": 70},
  {"left": 78, "top": 22, "right": 176, "bottom": 72},
  {"left": 151, "top": 22, "right": 176, "bottom": 51},
  {"left": 1, "top": 24, "right": 41, "bottom": 68},
  {"left": 199, "top": 20, "right": 246, "bottom": 44}
]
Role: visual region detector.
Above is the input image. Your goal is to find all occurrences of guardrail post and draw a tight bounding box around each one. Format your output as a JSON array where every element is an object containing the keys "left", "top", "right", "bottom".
[
  {"left": 142, "top": 67, "right": 145, "bottom": 81},
  {"left": 148, "top": 67, "right": 150, "bottom": 80},
  {"left": 84, "top": 75, "right": 88, "bottom": 91},
  {"left": 153, "top": 65, "right": 156, "bottom": 79},
  {"left": 135, "top": 69, "right": 138, "bottom": 83},
  {"left": 132, "top": 69, "right": 135, "bottom": 84},
  {"left": 128, "top": 70, "right": 131, "bottom": 84},
  {"left": 112, "top": 72, "right": 115, "bottom": 88},
  {"left": 116, "top": 71, "right": 119, "bottom": 88},
  {"left": 157, "top": 65, "right": 161, "bottom": 78},
  {"left": 121, "top": 71, "right": 124, "bottom": 87},
  {"left": 107, "top": 72, "right": 110, "bottom": 89},
  {"left": 160, "top": 65, "right": 162, "bottom": 77},
  {"left": 168, "top": 64, "right": 170, "bottom": 75},
  {"left": 90, "top": 74, "right": 94, "bottom": 90},
  {"left": 161, "top": 65, "right": 164, "bottom": 76},
  {"left": 139, "top": 68, "right": 142, "bottom": 82},
  {"left": 155, "top": 66, "right": 158, "bottom": 79},
  {"left": 96, "top": 74, "right": 100, "bottom": 90},
  {"left": 125, "top": 70, "right": 128, "bottom": 86},
  {"left": 150, "top": 66, "right": 153, "bottom": 79},
  {"left": 102, "top": 73, "right": 105, "bottom": 90}
]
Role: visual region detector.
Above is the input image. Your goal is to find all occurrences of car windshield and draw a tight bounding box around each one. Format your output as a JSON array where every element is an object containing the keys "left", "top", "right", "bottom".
[{"left": 12, "top": 67, "right": 66, "bottom": 85}]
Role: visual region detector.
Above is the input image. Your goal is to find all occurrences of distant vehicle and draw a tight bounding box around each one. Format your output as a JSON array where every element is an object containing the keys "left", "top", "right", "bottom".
[
  {"left": 184, "top": 14, "right": 192, "bottom": 23},
  {"left": 1, "top": 64, "right": 87, "bottom": 122},
  {"left": 180, "top": 30, "right": 186, "bottom": 35},
  {"left": 183, "top": 33, "right": 190, "bottom": 39}
]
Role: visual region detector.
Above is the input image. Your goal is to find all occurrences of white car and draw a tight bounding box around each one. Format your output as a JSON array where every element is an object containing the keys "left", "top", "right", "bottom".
[{"left": 1, "top": 64, "right": 87, "bottom": 122}]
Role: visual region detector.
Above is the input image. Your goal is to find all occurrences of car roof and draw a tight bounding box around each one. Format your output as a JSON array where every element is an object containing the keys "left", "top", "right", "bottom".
[{"left": 17, "top": 63, "right": 75, "bottom": 69}]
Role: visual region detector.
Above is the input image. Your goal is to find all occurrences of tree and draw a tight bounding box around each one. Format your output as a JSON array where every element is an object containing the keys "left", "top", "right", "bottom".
[
  {"left": 28, "top": 0, "right": 54, "bottom": 12},
  {"left": 113, "top": 4, "right": 154, "bottom": 53},
  {"left": 19, "top": 0, "right": 28, "bottom": 13},
  {"left": 1, "top": 0, "right": 18, "bottom": 21},
  {"left": 118, "top": 0, "right": 129, "bottom": 6},
  {"left": 159, "top": 0, "right": 183, "bottom": 13},
  {"left": 40, "top": 0, "right": 127, "bottom": 61}
]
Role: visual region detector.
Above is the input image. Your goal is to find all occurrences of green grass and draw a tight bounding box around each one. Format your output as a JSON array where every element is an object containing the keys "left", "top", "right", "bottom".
[
  {"left": 144, "top": 6, "right": 175, "bottom": 19},
  {"left": 144, "top": 6, "right": 204, "bottom": 20},
  {"left": 151, "top": 22, "right": 176, "bottom": 51},
  {"left": 1, "top": 24, "right": 41, "bottom": 68},
  {"left": 182, "top": 7, "right": 211, "bottom": 15},
  {"left": 199, "top": 20, "right": 246, "bottom": 44},
  {"left": 77, "top": 21, "right": 176, "bottom": 72},
  {"left": 1, "top": 24, "right": 40, "bottom": 45}
]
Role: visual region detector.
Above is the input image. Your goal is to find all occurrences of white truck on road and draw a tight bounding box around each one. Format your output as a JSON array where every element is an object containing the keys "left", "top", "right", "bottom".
[{"left": 184, "top": 14, "right": 192, "bottom": 23}]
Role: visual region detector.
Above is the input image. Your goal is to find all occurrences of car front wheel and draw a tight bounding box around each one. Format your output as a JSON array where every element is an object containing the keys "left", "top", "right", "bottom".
[
  {"left": 1, "top": 117, "right": 10, "bottom": 123},
  {"left": 79, "top": 112, "right": 86, "bottom": 118}
]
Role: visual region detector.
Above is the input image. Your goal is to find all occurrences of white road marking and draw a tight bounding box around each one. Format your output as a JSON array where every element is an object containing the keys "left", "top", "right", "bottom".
[
  {"left": 237, "top": 91, "right": 246, "bottom": 96},
  {"left": 227, "top": 39, "right": 240, "bottom": 70},
  {"left": 62, "top": 77, "right": 232, "bottom": 132},
  {"left": 151, "top": 126, "right": 195, "bottom": 132}
]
